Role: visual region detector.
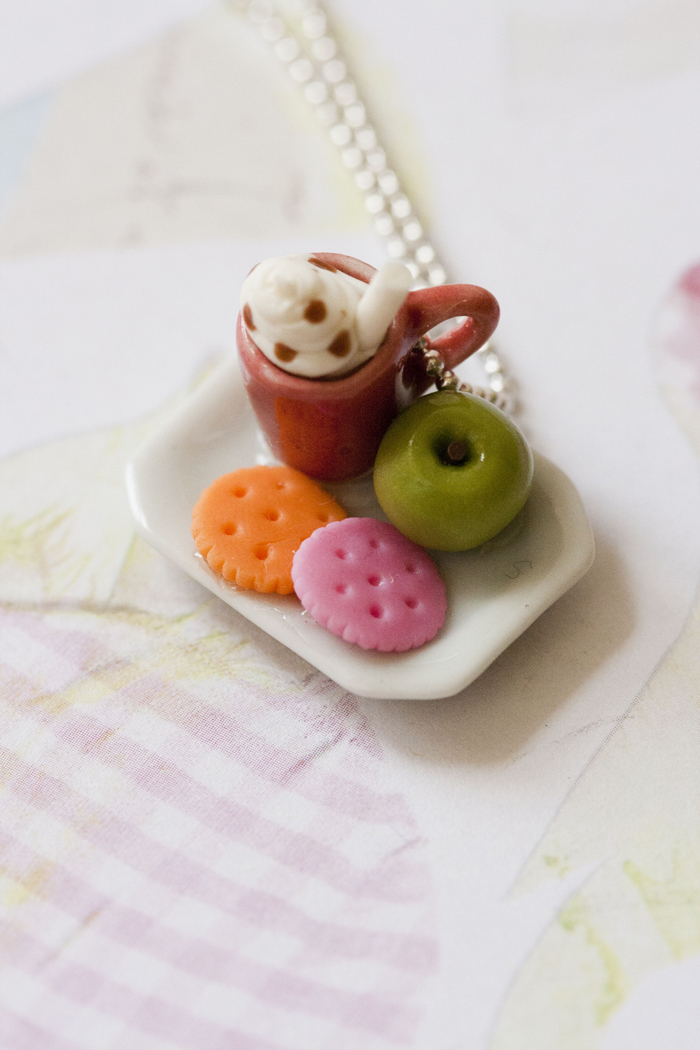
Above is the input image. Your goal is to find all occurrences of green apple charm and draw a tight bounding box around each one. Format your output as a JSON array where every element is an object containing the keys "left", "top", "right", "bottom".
[{"left": 373, "top": 390, "right": 534, "bottom": 551}]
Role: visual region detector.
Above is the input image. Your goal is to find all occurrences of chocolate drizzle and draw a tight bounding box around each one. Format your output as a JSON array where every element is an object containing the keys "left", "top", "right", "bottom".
[
  {"left": 274, "top": 343, "right": 298, "bottom": 363},
  {"left": 242, "top": 303, "right": 255, "bottom": 330},
  {"left": 327, "top": 330, "right": 351, "bottom": 357},
  {"left": 304, "top": 299, "right": 327, "bottom": 323},
  {"left": 309, "top": 257, "right": 337, "bottom": 273}
]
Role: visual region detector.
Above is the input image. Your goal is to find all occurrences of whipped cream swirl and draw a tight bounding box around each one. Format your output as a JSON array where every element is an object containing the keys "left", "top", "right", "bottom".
[{"left": 241, "top": 254, "right": 374, "bottom": 378}]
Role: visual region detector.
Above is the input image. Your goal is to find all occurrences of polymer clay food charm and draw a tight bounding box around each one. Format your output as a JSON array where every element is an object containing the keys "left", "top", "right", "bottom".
[
  {"left": 192, "top": 465, "right": 346, "bottom": 594},
  {"left": 237, "top": 252, "right": 500, "bottom": 480},
  {"left": 292, "top": 518, "right": 447, "bottom": 651},
  {"left": 374, "top": 390, "right": 533, "bottom": 550}
]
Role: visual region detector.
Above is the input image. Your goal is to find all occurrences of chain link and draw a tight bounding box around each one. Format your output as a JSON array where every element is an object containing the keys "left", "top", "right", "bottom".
[{"left": 235, "top": 0, "right": 514, "bottom": 413}]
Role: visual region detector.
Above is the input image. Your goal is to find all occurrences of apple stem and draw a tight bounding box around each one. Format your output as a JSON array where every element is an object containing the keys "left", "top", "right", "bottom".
[{"left": 445, "top": 440, "right": 468, "bottom": 464}]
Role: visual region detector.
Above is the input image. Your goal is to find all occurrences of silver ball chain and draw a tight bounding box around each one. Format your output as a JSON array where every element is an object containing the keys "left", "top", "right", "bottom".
[{"left": 234, "top": 0, "right": 513, "bottom": 412}]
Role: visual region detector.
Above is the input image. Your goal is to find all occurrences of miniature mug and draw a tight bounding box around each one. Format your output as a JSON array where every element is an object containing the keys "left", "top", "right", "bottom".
[{"left": 236, "top": 253, "right": 500, "bottom": 482}]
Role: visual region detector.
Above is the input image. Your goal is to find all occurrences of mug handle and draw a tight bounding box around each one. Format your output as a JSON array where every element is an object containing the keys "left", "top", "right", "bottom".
[{"left": 404, "top": 283, "right": 500, "bottom": 370}]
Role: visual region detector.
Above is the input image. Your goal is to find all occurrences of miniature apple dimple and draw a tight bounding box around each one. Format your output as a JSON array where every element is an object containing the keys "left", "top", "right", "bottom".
[{"left": 373, "top": 390, "right": 534, "bottom": 551}]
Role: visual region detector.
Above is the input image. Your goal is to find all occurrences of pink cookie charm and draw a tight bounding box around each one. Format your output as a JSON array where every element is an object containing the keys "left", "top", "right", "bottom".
[{"left": 292, "top": 518, "right": 447, "bottom": 652}]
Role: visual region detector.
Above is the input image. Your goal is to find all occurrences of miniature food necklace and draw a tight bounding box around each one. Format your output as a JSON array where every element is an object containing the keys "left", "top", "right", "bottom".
[
  {"left": 239, "top": 0, "right": 513, "bottom": 412},
  {"left": 126, "top": 1, "right": 595, "bottom": 697}
]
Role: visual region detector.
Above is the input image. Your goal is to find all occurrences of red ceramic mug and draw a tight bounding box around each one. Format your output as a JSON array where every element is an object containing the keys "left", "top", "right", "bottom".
[{"left": 237, "top": 253, "right": 500, "bottom": 482}]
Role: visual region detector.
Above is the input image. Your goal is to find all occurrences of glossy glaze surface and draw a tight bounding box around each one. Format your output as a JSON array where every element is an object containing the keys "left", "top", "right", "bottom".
[{"left": 374, "top": 391, "right": 534, "bottom": 550}]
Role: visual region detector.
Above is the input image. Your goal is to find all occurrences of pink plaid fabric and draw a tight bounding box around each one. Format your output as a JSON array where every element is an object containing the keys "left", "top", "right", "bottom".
[{"left": 0, "top": 605, "right": 439, "bottom": 1049}]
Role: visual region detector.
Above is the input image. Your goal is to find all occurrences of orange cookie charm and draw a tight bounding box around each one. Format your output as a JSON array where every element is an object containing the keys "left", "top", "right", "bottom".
[{"left": 192, "top": 465, "right": 347, "bottom": 594}]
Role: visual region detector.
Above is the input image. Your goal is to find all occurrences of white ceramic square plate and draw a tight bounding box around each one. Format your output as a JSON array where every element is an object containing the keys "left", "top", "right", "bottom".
[{"left": 126, "top": 358, "right": 594, "bottom": 700}]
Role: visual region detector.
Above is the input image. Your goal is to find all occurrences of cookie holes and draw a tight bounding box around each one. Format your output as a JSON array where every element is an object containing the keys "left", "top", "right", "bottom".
[
  {"left": 254, "top": 545, "right": 270, "bottom": 561},
  {"left": 317, "top": 512, "right": 330, "bottom": 523},
  {"left": 369, "top": 604, "right": 383, "bottom": 619},
  {"left": 233, "top": 487, "right": 247, "bottom": 498},
  {"left": 263, "top": 509, "right": 280, "bottom": 521},
  {"left": 335, "top": 583, "right": 348, "bottom": 594},
  {"left": 275, "top": 480, "right": 286, "bottom": 489},
  {"left": 405, "top": 563, "right": 417, "bottom": 574},
  {"left": 221, "top": 523, "right": 237, "bottom": 536},
  {"left": 405, "top": 598, "right": 418, "bottom": 609},
  {"left": 367, "top": 575, "right": 381, "bottom": 587},
  {"left": 368, "top": 538, "right": 379, "bottom": 549},
  {"left": 335, "top": 548, "right": 348, "bottom": 559}
]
